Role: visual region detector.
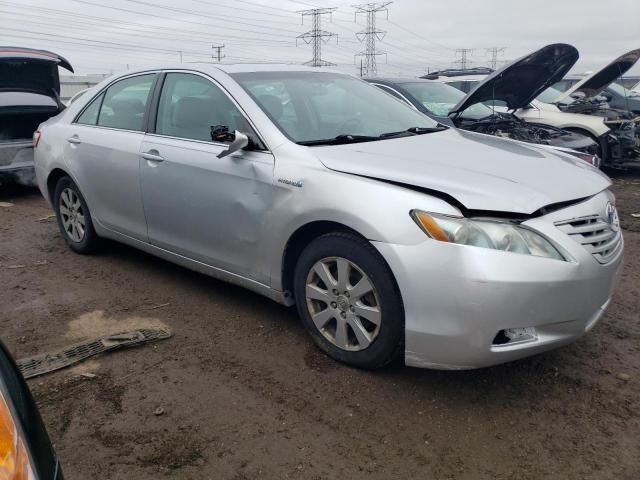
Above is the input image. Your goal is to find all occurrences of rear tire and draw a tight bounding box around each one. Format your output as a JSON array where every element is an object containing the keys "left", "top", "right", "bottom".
[
  {"left": 53, "top": 176, "right": 100, "bottom": 254},
  {"left": 293, "top": 232, "right": 404, "bottom": 369}
]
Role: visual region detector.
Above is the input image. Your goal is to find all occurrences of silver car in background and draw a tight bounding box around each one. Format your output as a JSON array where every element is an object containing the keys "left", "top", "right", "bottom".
[{"left": 34, "top": 65, "right": 623, "bottom": 370}]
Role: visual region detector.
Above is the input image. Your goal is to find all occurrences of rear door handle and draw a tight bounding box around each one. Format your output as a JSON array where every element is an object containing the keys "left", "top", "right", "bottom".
[
  {"left": 141, "top": 151, "right": 164, "bottom": 162},
  {"left": 66, "top": 136, "right": 81, "bottom": 145}
]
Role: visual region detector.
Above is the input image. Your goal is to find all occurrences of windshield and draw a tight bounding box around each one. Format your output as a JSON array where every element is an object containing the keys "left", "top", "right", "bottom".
[
  {"left": 232, "top": 71, "right": 438, "bottom": 144},
  {"left": 631, "top": 81, "right": 640, "bottom": 96},
  {"left": 536, "top": 86, "right": 564, "bottom": 103},
  {"left": 401, "top": 81, "right": 494, "bottom": 119}
]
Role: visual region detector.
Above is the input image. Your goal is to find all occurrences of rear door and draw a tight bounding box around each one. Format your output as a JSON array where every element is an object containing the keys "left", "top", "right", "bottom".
[
  {"left": 64, "top": 73, "right": 157, "bottom": 241},
  {"left": 139, "top": 72, "right": 274, "bottom": 282}
]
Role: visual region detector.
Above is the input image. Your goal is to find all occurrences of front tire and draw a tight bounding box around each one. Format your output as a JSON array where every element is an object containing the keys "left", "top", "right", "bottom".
[
  {"left": 53, "top": 176, "right": 100, "bottom": 254},
  {"left": 293, "top": 232, "right": 404, "bottom": 369}
]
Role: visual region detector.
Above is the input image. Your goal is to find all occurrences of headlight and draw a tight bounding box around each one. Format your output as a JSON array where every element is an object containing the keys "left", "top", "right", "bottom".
[
  {"left": 0, "top": 390, "right": 35, "bottom": 479},
  {"left": 411, "top": 210, "right": 565, "bottom": 260},
  {"left": 564, "top": 150, "right": 601, "bottom": 168}
]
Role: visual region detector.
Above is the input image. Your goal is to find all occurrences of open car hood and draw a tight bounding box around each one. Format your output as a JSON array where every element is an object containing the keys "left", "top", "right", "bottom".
[
  {"left": 311, "top": 128, "right": 610, "bottom": 215},
  {"left": 0, "top": 47, "right": 73, "bottom": 100},
  {"left": 450, "top": 44, "right": 579, "bottom": 116},
  {"left": 555, "top": 48, "right": 640, "bottom": 102}
]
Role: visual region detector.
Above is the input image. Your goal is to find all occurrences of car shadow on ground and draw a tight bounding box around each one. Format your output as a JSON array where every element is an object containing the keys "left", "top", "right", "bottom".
[{"left": 0, "top": 182, "right": 39, "bottom": 200}]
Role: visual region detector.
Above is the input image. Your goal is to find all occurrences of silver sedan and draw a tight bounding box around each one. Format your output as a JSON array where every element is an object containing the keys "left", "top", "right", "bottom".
[{"left": 34, "top": 65, "right": 623, "bottom": 370}]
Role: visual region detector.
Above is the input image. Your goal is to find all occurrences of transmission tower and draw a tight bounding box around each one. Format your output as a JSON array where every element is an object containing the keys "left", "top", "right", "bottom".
[
  {"left": 296, "top": 8, "right": 338, "bottom": 67},
  {"left": 454, "top": 48, "right": 473, "bottom": 69},
  {"left": 486, "top": 47, "right": 506, "bottom": 69},
  {"left": 212, "top": 44, "right": 225, "bottom": 63},
  {"left": 353, "top": 2, "right": 392, "bottom": 77}
]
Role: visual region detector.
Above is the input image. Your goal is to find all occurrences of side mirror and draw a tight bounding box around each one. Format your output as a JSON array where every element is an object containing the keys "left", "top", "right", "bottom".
[
  {"left": 0, "top": 341, "right": 62, "bottom": 479},
  {"left": 217, "top": 131, "right": 249, "bottom": 159}
]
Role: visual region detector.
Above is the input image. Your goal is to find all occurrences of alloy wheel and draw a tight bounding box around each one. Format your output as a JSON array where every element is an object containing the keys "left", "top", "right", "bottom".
[
  {"left": 305, "top": 257, "right": 381, "bottom": 351},
  {"left": 59, "top": 188, "right": 86, "bottom": 243}
]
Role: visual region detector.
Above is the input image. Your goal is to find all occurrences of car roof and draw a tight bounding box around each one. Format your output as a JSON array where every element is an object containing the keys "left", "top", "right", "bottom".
[
  {"left": 429, "top": 75, "right": 487, "bottom": 82},
  {"left": 365, "top": 77, "right": 425, "bottom": 85},
  {"left": 120, "top": 63, "right": 340, "bottom": 77},
  {"left": 421, "top": 67, "right": 494, "bottom": 78}
]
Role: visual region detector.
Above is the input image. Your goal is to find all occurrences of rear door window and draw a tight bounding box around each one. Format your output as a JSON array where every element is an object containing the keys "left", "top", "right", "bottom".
[{"left": 97, "top": 74, "right": 155, "bottom": 131}]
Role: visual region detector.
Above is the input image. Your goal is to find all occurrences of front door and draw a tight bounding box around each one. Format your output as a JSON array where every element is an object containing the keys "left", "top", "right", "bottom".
[{"left": 140, "top": 72, "right": 274, "bottom": 283}]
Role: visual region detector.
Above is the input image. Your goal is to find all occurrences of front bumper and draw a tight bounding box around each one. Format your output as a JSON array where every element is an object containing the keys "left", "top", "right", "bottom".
[{"left": 373, "top": 192, "right": 624, "bottom": 370}]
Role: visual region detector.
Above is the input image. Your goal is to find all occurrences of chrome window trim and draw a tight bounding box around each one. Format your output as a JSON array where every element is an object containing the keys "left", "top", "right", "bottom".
[
  {"left": 151, "top": 69, "right": 270, "bottom": 152},
  {"left": 68, "top": 124, "right": 147, "bottom": 135},
  {"left": 143, "top": 132, "right": 274, "bottom": 160}
]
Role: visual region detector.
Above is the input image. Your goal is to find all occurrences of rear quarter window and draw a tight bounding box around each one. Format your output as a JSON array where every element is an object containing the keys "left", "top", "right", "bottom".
[{"left": 76, "top": 92, "right": 104, "bottom": 126}]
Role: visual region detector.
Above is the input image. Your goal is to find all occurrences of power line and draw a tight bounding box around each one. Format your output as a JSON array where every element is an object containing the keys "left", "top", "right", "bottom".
[
  {"left": 454, "top": 48, "right": 473, "bottom": 69},
  {"left": 486, "top": 47, "right": 506, "bottom": 69},
  {"left": 71, "top": 0, "right": 298, "bottom": 42},
  {"left": 122, "top": 0, "right": 302, "bottom": 32},
  {"left": 296, "top": 8, "right": 338, "bottom": 67},
  {"left": 187, "top": 0, "right": 298, "bottom": 20},
  {"left": 353, "top": 2, "right": 392, "bottom": 77},
  {"left": 0, "top": 2, "right": 294, "bottom": 45}
]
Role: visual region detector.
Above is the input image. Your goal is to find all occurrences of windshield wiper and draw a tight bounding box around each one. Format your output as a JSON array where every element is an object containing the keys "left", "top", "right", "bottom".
[
  {"left": 297, "top": 134, "right": 380, "bottom": 146},
  {"left": 379, "top": 125, "right": 448, "bottom": 138},
  {"left": 298, "top": 126, "right": 448, "bottom": 146}
]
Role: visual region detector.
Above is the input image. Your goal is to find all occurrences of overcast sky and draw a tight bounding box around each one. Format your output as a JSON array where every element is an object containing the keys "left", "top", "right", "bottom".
[{"left": 1, "top": 0, "right": 639, "bottom": 77}]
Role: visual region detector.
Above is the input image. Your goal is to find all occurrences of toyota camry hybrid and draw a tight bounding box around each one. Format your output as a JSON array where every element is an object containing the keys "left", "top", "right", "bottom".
[{"left": 33, "top": 65, "right": 623, "bottom": 370}]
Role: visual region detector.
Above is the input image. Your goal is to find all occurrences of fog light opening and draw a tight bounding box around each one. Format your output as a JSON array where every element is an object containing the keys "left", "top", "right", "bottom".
[{"left": 492, "top": 327, "right": 537, "bottom": 346}]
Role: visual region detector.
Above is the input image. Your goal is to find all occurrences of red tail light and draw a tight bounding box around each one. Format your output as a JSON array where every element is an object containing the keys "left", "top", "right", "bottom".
[{"left": 33, "top": 130, "right": 41, "bottom": 148}]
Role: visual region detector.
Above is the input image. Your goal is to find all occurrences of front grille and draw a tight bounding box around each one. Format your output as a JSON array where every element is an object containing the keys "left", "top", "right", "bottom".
[{"left": 555, "top": 214, "right": 622, "bottom": 264}]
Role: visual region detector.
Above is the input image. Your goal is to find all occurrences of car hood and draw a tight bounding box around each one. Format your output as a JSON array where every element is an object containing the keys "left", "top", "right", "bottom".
[
  {"left": 555, "top": 49, "right": 640, "bottom": 102},
  {"left": 311, "top": 128, "right": 610, "bottom": 215},
  {"left": 0, "top": 47, "right": 73, "bottom": 99},
  {"left": 450, "top": 44, "right": 579, "bottom": 116}
]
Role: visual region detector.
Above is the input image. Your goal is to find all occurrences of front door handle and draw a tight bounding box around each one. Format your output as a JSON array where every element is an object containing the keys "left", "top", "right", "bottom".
[
  {"left": 66, "top": 136, "right": 81, "bottom": 145},
  {"left": 141, "top": 151, "right": 164, "bottom": 162}
]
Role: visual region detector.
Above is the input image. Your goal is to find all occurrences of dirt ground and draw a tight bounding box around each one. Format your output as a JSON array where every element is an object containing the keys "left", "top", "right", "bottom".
[{"left": 1, "top": 168, "right": 639, "bottom": 480}]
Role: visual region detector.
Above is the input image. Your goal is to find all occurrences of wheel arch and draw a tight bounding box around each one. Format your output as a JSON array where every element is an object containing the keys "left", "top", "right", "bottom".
[
  {"left": 46, "top": 168, "right": 70, "bottom": 205},
  {"left": 280, "top": 220, "right": 365, "bottom": 298}
]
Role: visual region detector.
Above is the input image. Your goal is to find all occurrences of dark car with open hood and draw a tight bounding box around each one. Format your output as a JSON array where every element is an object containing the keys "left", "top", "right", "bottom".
[
  {"left": 549, "top": 49, "right": 640, "bottom": 164},
  {"left": 0, "top": 340, "right": 63, "bottom": 479},
  {"left": 0, "top": 47, "right": 73, "bottom": 186},
  {"left": 368, "top": 44, "right": 601, "bottom": 167}
]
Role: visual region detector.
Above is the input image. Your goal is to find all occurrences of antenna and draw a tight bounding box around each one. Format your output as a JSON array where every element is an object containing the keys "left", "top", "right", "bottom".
[
  {"left": 296, "top": 8, "right": 338, "bottom": 67},
  {"left": 353, "top": 2, "right": 392, "bottom": 77}
]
